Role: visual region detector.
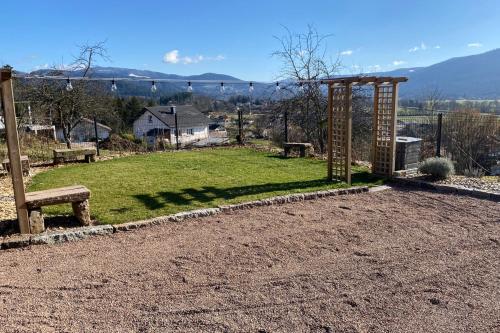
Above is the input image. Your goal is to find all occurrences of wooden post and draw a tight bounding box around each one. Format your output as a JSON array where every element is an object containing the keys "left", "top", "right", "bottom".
[
  {"left": 436, "top": 113, "right": 442, "bottom": 157},
  {"left": 371, "top": 84, "right": 380, "bottom": 174},
  {"left": 389, "top": 82, "right": 399, "bottom": 176},
  {"left": 327, "top": 84, "right": 333, "bottom": 181},
  {"left": 1, "top": 68, "right": 30, "bottom": 234},
  {"left": 345, "top": 83, "right": 352, "bottom": 185}
]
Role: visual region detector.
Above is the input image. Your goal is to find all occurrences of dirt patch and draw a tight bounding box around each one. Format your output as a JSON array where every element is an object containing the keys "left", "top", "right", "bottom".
[{"left": 0, "top": 188, "right": 499, "bottom": 332}]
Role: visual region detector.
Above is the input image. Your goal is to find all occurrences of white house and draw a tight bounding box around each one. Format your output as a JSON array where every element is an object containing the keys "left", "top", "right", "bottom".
[
  {"left": 133, "top": 105, "right": 209, "bottom": 145},
  {"left": 56, "top": 118, "right": 112, "bottom": 143}
]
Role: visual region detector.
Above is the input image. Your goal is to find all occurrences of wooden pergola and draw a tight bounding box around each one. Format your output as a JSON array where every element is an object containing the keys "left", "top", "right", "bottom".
[{"left": 324, "top": 76, "right": 408, "bottom": 184}]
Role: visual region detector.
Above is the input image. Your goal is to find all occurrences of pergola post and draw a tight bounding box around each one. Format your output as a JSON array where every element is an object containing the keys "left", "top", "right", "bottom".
[
  {"left": 1, "top": 68, "right": 30, "bottom": 234},
  {"left": 344, "top": 82, "right": 352, "bottom": 185},
  {"left": 327, "top": 83, "right": 333, "bottom": 181}
]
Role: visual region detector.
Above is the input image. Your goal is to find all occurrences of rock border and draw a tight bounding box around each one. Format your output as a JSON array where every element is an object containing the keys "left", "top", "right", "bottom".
[
  {"left": 391, "top": 177, "right": 500, "bottom": 202},
  {"left": 1, "top": 185, "right": 377, "bottom": 251}
]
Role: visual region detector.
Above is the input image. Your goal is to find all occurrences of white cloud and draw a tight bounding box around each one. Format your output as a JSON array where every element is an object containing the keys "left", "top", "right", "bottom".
[
  {"left": 392, "top": 60, "right": 406, "bottom": 66},
  {"left": 33, "top": 63, "right": 49, "bottom": 70},
  {"left": 467, "top": 42, "right": 483, "bottom": 48},
  {"left": 341, "top": 50, "right": 353, "bottom": 56},
  {"left": 409, "top": 42, "right": 429, "bottom": 53},
  {"left": 163, "top": 50, "right": 225, "bottom": 65},
  {"left": 163, "top": 50, "right": 180, "bottom": 64},
  {"left": 434, "top": 45, "right": 441, "bottom": 49}
]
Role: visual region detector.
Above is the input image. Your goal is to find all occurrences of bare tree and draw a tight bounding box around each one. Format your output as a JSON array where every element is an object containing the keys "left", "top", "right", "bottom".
[
  {"left": 72, "top": 41, "right": 110, "bottom": 78},
  {"left": 272, "top": 25, "right": 341, "bottom": 152}
]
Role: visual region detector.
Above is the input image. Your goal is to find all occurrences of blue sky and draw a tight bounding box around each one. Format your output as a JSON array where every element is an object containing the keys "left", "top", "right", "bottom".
[{"left": 2, "top": 0, "right": 499, "bottom": 80}]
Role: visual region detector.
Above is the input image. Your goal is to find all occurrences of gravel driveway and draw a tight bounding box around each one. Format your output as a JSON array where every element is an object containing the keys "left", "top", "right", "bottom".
[{"left": 0, "top": 188, "right": 499, "bottom": 332}]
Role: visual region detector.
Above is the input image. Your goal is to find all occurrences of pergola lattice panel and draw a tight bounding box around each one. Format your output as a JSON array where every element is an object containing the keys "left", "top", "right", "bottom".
[
  {"left": 328, "top": 84, "right": 352, "bottom": 183},
  {"left": 372, "top": 83, "right": 398, "bottom": 176}
]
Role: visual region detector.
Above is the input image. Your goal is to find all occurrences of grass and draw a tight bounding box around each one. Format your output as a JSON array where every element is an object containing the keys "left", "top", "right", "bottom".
[{"left": 28, "top": 148, "right": 383, "bottom": 224}]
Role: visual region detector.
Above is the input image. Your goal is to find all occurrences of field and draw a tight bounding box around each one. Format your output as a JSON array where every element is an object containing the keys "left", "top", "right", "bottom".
[
  {"left": 1, "top": 188, "right": 498, "bottom": 332},
  {"left": 28, "top": 148, "right": 382, "bottom": 224}
]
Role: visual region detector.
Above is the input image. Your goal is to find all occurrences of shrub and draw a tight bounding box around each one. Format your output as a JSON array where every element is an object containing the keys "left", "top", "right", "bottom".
[{"left": 418, "top": 157, "right": 455, "bottom": 179}]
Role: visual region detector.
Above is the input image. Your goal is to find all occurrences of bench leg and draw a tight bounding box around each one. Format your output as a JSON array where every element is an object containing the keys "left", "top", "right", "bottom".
[
  {"left": 54, "top": 157, "right": 64, "bottom": 165},
  {"left": 284, "top": 147, "right": 289, "bottom": 157},
  {"left": 29, "top": 208, "right": 45, "bottom": 234},
  {"left": 72, "top": 200, "right": 92, "bottom": 226},
  {"left": 299, "top": 147, "right": 306, "bottom": 157},
  {"left": 85, "top": 154, "right": 96, "bottom": 163}
]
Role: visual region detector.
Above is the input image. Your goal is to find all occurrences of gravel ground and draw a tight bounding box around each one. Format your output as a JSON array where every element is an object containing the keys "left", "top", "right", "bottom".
[
  {"left": 435, "top": 175, "right": 500, "bottom": 193},
  {"left": 0, "top": 188, "right": 499, "bottom": 332}
]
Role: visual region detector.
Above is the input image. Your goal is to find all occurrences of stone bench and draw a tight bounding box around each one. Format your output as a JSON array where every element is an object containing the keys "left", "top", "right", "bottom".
[
  {"left": 283, "top": 142, "right": 314, "bottom": 157},
  {"left": 53, "top": 148, "right": 96, "bottom": 165},
  {"left": 2, "top": 155, "right": 30, "bottom": 176},
  {"left": 25, "top": 185, "right": 91, "bottom": 233}
]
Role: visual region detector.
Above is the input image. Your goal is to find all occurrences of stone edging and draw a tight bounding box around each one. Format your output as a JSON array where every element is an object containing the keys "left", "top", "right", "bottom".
[
  {"left": 1, "top": 185, "right": 375, "bottom": 250},
  {"left": 391, "top": 177, "right": 500, "bottom": 202}
]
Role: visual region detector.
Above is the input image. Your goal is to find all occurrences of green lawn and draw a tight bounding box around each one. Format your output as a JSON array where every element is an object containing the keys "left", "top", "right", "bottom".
[{"left": 28, "top": 148, "right": 383, "bottom": 224}]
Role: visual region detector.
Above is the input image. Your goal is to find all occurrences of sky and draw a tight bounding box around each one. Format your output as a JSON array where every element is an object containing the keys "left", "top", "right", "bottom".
[{"left": 2, "top": 0, "right": 500, "bottom": 81}]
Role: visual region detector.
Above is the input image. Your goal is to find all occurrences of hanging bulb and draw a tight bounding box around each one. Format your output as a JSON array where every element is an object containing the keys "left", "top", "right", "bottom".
[
  {"left": 151, "top": 81, "right": 157, "bottom": 93},
  {"left": 111, "top": 79, "right": 118, "bottom": 92},
  {"left": 220, "top": 82, "right": 225, "bottom": 94},
  {"left": 65, "top": 78, "right": 73, "bottom": 92},
  {"left": 187, "top": 81, "right": 193, "bottom": 92},
  {"left": 249, "top": 82, "right": 254, "bottom": 94},
  {"left": 275, "top": 81, "right": 281, "bottom": 92}
]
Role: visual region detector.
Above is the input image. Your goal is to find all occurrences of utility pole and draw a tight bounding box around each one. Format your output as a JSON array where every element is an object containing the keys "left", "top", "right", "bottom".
[
  {"left": 284, "top": 109, "right": 288, "bottom": 143},
  {"left": 237, "top": 107, "right": 243, "bottom": 144},
  {"left": 436, "top": 113, "right": 443, "bottom": 157}
]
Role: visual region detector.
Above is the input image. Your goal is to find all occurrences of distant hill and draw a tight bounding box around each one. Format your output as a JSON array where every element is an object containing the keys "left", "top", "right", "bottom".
[
  {"left": 375, "top": 48, "right": 500, "bottom": 99},
  {"left": 28, "top": 49, "right": 500, "bottom": 99}
]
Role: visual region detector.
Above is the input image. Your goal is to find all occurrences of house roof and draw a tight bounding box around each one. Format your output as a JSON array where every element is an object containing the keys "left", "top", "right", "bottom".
[
  {"left": 145, "top": 105, "right": 209, "bottom": 128},
  {"left": 78, "top": 118, "right": 112, "bottom": 131}
]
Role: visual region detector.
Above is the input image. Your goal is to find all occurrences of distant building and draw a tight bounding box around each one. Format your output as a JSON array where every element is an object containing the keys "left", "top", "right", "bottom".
[
  {"left": 133, "top": 105, "right": 209, "bottom": 145},
  {"left": 56, "top": 118, "right": 112, "bottom": 143}
]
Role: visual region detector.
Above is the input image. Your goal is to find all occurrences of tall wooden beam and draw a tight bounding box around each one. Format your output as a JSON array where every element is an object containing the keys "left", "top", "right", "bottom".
[
  {"left": 371, "top": 84, "right": 380, "bottom": 174},
  {"left": 327, "top": 83, "right": 333, "bottom": 181},
  {"left": 1, "top": 68, "right": 30, "bottom": 234},
  {"left": 389, "top": 82, "right": 399, "bottom": 176},
  {"left": 344, "top": 83, "right": 352, "bottom": 185}
]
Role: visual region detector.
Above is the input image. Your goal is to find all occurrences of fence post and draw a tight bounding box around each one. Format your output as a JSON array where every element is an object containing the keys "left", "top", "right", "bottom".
[
  {"left": 93, "top": 116, "right": 100, "bottom": 156},
  {"left": 284, "top": 109, "right": 288, "bottom": 143},
  {"left": 436, "top": 113, "right": 442, "bottom": 157}
]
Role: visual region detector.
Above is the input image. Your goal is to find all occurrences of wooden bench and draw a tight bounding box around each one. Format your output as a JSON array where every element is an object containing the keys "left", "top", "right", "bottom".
[
  {"left": 2, "top": 155, "right": 30, "bottom": 176},
  {"left": 25, "top": 185, "right": 91, "bottom": 233},
  {"left": 283, "top": 142, "right": 314, "bottom": 157},
  {"left": 53, "top": 148, "right": 96, "bottom": 164}
]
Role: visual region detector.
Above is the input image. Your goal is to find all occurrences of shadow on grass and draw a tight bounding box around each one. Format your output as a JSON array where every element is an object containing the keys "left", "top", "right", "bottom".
[{"left": 133, "top": 171, "right": 382, "bottom": 210}]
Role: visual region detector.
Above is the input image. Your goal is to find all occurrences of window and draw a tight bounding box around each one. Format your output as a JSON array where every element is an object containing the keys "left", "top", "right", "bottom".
[
  {"left": 187, "top": 128, "right": 194, "bottom": 135},
  {"left": 148, "top": 115, "right": 153, "bottom": 123}
]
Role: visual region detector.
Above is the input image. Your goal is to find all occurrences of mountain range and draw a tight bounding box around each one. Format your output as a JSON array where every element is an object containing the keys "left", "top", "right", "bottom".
[{"left": 30, "top": 48, "right": 500, "bottom": 100}]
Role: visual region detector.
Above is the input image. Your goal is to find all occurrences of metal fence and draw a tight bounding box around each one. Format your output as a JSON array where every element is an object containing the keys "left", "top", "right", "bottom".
[{"left": 397, "top": 111, "right": 500, "bottom": 174}]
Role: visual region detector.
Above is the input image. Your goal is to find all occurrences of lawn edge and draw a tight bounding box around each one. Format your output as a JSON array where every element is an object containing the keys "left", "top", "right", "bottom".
[{"left": 1, "top": 184, "right": 386, "bottom": 251}]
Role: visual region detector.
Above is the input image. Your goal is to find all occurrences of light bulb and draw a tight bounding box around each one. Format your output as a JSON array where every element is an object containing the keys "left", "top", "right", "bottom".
[
  {"left": 249, "top": 82, "right": 254, "bottom": 94},
  {"left": 187, "top": 81, "right": 193, "bottom": 92},
  {"left": 111, "top": 79, "right": 117, "bottom": 92},
  {"left": 275, "top": 82, "right": 281, "bottom": 92},
  {"left": 151, "top": 81, "right": 157, "bottom": 93},
  {"left": 65, "top": 78, "right": 73, "bottom": 92},
  {"left": 220, "top": 82, "right": 225, "bottom": 94}
]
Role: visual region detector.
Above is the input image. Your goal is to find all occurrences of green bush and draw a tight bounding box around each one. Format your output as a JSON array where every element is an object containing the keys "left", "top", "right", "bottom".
[{"left": 418, "top": 157, "right": 455, "bottom": 179}]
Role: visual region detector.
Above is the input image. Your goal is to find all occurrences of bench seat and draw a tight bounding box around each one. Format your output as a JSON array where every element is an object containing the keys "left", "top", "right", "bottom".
[
  {"left": 53, "top": 148, "right": 96, "bottom": 164},
  {"left": 25, "top": 185, "right": 92, "bottom": 233},
  {"left": 283, "top": 142, "right": 314, "bottom": 157},
  {"left": 2, "top": 155, "right": 30, "bottom": 175}
]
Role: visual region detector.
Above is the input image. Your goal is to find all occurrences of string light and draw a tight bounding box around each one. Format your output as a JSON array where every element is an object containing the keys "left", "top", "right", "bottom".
[
  {"left": 187, "top": 81, "right": 193, "bottom": 93},
  {"left": 275, "top": 81, "right": 280, "bottom": 92},
  {"left": 111, "top": 79, "right": 118, "bottom": 92},
  {"left": 220, "top": 82, "right": 225, "bottom": 94},
  {"left": 65, "top": 78, "right": 73, "bottom": 92},
  {"left": 249, "top": 82, "right": 254, "bottom": 94},
  {"left": 151, "top": 81, "right": 157, "bottom": 93}
]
